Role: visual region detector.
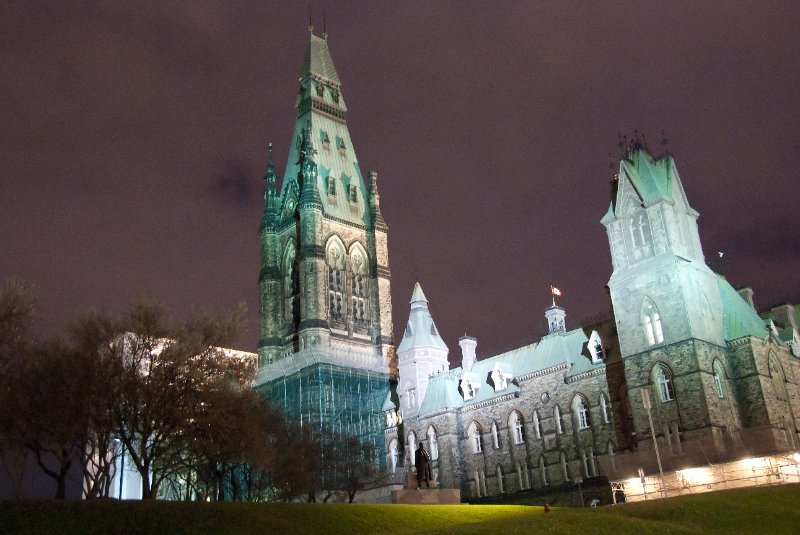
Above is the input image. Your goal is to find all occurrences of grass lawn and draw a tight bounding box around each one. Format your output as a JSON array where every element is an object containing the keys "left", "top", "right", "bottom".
[{"left": 1, "top": 483, "right": 797, "bottom": 534}]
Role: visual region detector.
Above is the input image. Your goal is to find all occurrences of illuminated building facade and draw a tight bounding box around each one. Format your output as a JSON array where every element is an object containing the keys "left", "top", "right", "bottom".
[{"left": 255, "top": 31, "right": 394, "bottom": 468}]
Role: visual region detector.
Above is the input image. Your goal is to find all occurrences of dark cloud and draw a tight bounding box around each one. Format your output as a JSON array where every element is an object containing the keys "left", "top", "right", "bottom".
[{"left": 1, "top": 1, "right": 798, "bottom": 357}]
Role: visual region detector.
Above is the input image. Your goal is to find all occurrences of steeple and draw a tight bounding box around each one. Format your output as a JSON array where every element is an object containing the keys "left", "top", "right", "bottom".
[
  {"left": 278, "top": 32, "right": 370, "bottom": 228},
  {"left": 261, "top": 143, "right": 278, "bottom": 230}
]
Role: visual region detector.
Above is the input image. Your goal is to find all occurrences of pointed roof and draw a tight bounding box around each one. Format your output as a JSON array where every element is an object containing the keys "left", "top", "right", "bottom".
[
  {"left": 410, "top": 282, "right": 428, "bottom": 305},
  {"left": 397, "top": 283, "right": 448, "bottom": 353},
  {"left": 276, "top": 32, "right": 371, "bottom": 227},
  {"left": 620, "top": 147, "right": 673, "bottom": 205},
  {"left": 302, "top": 34, "right": 340, "bottom": 84}
]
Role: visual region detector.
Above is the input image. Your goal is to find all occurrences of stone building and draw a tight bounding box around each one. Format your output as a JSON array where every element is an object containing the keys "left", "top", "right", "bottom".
[
  {"left": 255, "top": 30, "right": 799, "bottom": 501},
  {"left": 254, "top": 31, "right": 394, "bottom": 468},
  {"left": 383, "top": 142, "right": 800, "bottom": 500}
]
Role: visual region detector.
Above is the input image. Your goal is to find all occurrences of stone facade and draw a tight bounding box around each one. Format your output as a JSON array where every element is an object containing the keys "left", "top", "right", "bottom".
[
  {"left": 255, "top": 33, "right": 393, "bottom": 463},
  {"left": 383, "top": 142, "right": 800, "bottom": 501}
]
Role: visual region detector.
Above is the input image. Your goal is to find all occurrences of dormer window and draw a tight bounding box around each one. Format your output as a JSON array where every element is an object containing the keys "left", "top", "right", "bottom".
[
  {"left": 331, "top": 88, "right": 340, "bottom": 104},
  {"left": 336, "top": 136, "right": 346, "bottom": 153},
  {"left": 588, "top": 331, "right": 605, "bottom": 363},
  {"left": 327, "top": 176, "right": 336, "bottom": 196},
  {"left": 316, "top": 82, "right": 324, "bottom": 97},
  {"left": 460, "top": 376, "right": 479, "bottom": 401},
  {"left": 320, "top": 130, "right": 330, "bottom": 148},
  {"left": 491, "top": 364, "right": 513, "bottom": 391},
  {"left": 349, "top": 185, "right": 358, "bottom": 203}
]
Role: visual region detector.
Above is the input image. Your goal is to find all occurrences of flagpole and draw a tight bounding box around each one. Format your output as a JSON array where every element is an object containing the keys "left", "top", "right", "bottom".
[{"left": 551, "top": 286, "right": 555, "bottom": 307}]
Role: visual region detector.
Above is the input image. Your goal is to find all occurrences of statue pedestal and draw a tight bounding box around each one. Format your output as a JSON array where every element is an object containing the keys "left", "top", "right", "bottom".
[
  {"left": 392, "top": 488, "right": 461, "bottom": 504},
  {"left": 393, "top": 472, "right": 460, "bottom": 504}
]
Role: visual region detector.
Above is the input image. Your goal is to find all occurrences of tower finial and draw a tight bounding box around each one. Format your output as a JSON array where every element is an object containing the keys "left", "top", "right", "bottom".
[
  {"left": 308, "top": 3, "right": 313, "bottom": 33},
  {"left": 322, "top": 10, "right": 328, "bottom": 39}
]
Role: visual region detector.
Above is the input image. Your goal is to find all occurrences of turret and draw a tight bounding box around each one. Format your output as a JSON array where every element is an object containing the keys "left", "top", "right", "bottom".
[{"left": 396, "top": 283, "right": 449, "bottom": 418}]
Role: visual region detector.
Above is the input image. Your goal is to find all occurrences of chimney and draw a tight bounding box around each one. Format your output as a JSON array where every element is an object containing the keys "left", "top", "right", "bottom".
[
  {"left": 737, "top": 287, "right": 755, "bottom": 310},
  {"left": 459, "top": 336, "right": 477, "bottom": 372}
]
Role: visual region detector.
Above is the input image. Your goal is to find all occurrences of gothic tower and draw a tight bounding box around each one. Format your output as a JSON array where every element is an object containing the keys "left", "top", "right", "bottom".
[
  {"left": 602, "top": 142, "right": 741, "bottom": 449},
  {"left": 256, "top": 31, "right": 394, "bottom": 466}
]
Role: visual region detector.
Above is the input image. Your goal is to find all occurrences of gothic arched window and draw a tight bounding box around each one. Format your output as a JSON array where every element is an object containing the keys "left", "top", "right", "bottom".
[
  {"left": 283, "top": 242, "right": 298, "bottom": 326},
  {"left": 407, "top": 431, "right": 417, "bottom": 461},
  {"left": 643, "top": 298, "right": 665, "bottom": 346},
  {"left": 326, "top": 238, "right": 346, "bottom": 323},
  {"left": 468, "top": 421, "right": 483, "bottom": 454},
  {"left": 349, "top": 246, "right": 368, "bottom": 326},
  {"left": 630, "top": 212, "right": 653, "bottom": 258},
  {"left": 573, "top": 395, "right": 590, "bottom": 430},
  {"left": 554, "top": 405, "right": 564, "bottom": 434},
  {"left": 654, "top": 364, "right": 675, "bottom": 402},
  {"left": 491, "top": 421, "right": 500, "bottom": 449},
  {"left": 509, "top": 412, "right": 525, "bottom": 444},
  {"left": 533, "top": 411, "right": 543, "bottom": 439},
  {"left": 539, "top": 455, "right": 549, "bottom": 486},
  {"left": 388, "top": 439, "right": 398, "bottom": 473},
  {"left": 712, "top": 360, "right": 726, "bottom": 399},
  {"left": 427, "top": 426, "right": 439, "bottom": 461},
  {"left": 600, "top": 393, "right": 611, "bottom": 424}
]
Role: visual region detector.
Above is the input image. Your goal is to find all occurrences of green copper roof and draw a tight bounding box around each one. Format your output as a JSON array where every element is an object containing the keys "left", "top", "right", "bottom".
[
  {"left": 717, "top": 276, "right": 768, "bottom": 341},
  {"left": 410, "top": 282, "right": 428, "bottom": 304},
  {"left": 275, "top": 32, "right": 370, "bottom": 227},
  {"left": 302, "top": 34, "right": 340, "bottom": 84},
  {"left": 620, "top": 148, "right": 674, "bottom": 205},
  {"left": 416, "top": 327, "right": 602, "bottom": 415},
  {"left": 397, "top": 283, "right": 448, "bottom": 353},
  {"left": 419, "top": 372, "right": 464, "bottom": 415}
]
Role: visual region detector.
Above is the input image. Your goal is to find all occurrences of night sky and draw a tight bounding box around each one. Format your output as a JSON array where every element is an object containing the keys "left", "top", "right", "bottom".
[{"left": 2, "top": 1, "right": 799, "bottom": 361}]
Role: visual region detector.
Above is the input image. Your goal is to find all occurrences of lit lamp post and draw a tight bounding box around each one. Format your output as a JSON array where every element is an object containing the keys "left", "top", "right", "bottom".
[{"left": 641, "top": 388, "right": 667, "bottom": 498}]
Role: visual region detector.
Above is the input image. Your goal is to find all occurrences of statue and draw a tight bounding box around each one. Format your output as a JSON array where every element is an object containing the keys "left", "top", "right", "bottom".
[{"left": 414, "top": 443, "right": 432, "bottom": 489}]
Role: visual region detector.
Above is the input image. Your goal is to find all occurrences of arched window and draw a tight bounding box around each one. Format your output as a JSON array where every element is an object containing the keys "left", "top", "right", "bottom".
[
  {"left": 491, "top": 421, "right": 500, "bottom": 449},
  {"left": 573, "top": 395, "right": 590, "bottom": 430},
  {"left": 407, "top": 431, "right": 417, "bottom": 462},
  {"left": 600, "top": 393, "right": 611, "bottom": 424},
  {"left": 509, "top": 411, "right": 525, "bottom": 444},
  {"left": 630, "top": 212, "right": 652, "bottom": 248},
  {"left": 587, "top": 446, "right": 597, "bottom": 477},
  {"left": 283, "top": 242, "right": 298, "bottom": 325},
  {"left": 554, "top": 405, "right": 564, "bottom": 434},
  {"left": 769, "top": 353, "right": 788, "bottom": 401},
  {"left": 326, "top": 238, "right": 346, "bottom": 323},
  {"left": 643, "top": 298, "right": 664, "bottom": 346},
  {"left": 468, "top": 422, "right": 483, "bottom": 454},
  {"left": 712, "top": 360, "right": 726, "bottom": 399},
  {"left": 533, "top": 411, "right": 543, "bottom": 439},
  {"left": 654, "top": 364, "right": 675, "bottom": 402},
  {"left": 539, "top": 455, "right": 548, "bottom": 485},
  {"left": 388, "top": 439, "right": 398, "bottom": 473},
  {"left": 560, "top": 451, "right": 569, "bottom": 481},
  {"left": 349, "top": 245, "right": 369, "bottom": 326},
  {"left": 427, "top": 426, "right": 439, "bottom": 460},
  {"left": 496, "top": 464, "right": 504, "bottom": 493}
]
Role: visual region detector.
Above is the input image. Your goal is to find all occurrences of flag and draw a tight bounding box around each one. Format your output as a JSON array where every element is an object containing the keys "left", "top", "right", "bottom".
[{"left": 551, "top": 286, "right": 562, "bottom": 296}]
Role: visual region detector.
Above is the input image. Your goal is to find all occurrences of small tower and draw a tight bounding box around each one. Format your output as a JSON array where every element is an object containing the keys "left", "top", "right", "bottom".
[
  {"left": 458, "top": 335, "right": 477, "bottom": 371},
  {"left": 545, "top": 306, "right": 566, "bottom": 334},
  {"left": 396, "top": 283, "right": 449, "bottom": 419}
]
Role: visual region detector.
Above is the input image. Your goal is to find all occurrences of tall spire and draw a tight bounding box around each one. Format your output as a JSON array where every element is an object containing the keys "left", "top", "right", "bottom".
[{"left": 261, "top": 143, "right": 278, "bottom": 229}]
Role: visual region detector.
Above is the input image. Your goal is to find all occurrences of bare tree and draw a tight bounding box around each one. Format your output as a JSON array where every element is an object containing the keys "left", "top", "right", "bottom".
[
  {"left": 0, "top": 280, "right": 36, "bottom": 499},
  {"left": 69, "top": 310, "right": 124, "bottom": 499},
  {"left": 112, "top": 300, "right": 247, "bottom": 499}
]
